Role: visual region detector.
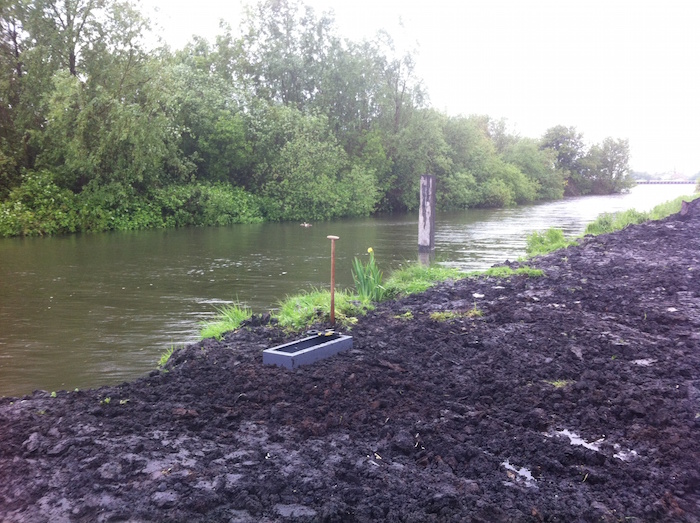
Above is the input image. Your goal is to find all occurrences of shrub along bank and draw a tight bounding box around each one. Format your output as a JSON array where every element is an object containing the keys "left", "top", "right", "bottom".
[{"left": 0, "top": 174, "right": 266, "bottom": 237}]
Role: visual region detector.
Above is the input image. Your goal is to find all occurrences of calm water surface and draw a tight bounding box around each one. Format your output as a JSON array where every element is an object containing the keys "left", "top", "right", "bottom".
[{"left": 0, "top": 185, "right": 694, "bottom": 397}]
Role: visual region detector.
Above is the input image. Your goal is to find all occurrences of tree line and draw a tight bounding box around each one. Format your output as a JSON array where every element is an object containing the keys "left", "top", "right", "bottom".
[{"left": 0, "top": 0, "right": 634, "bottom": 236}]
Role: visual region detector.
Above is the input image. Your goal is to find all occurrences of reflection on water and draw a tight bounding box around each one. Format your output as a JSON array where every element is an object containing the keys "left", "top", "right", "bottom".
[{"left": 0, "top": 185, "right": 694, "bottom": 397}]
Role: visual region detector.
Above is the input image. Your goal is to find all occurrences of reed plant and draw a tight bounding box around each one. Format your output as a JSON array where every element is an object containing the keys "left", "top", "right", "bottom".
[{"left": 352, "top": 247, "right": 386, "bottom": 303}]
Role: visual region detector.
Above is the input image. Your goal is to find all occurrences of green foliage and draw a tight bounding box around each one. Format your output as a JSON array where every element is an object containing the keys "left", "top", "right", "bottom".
[
  {"left": 0, "top": 0, "right": 635, "bottom": 236},
  {"left": 502, "top": 138, "right": 564, "bottom": 200},
  {"left": 275, "top": 289, "right": 369, "bottom": 329},
  {"left": 352, "top": 248, "right": 386, "bottom": 302},
  {"left": 584, "top": 193, "right": 700, "bottom": 236},
  {"left": 584, "top": 209, "right": 649, "bottom": 235},
  {"left": 480, "top": 178, "right": 515, "bottom": 207},
  {"left": 158, "top": 345, "right": 176, "bottom": 368},
  {"left": 430, "top": 303, "right": 482, "bottom": 322},
  {"left": 0, "top": 170, "right": 79, "bottom": 236},
  {"left": 525, "top": 194, "right": 700, "bottom": 259},
  {"left": 526, "top": 228, "right": 577, "bottom": 257},
  {"left": 200, "top": 302, "right": 252, "bottom": 340},
  {"left": 648, "top": 193, "right": 700, "bottom": 220},
  {"left": 544, "top": 379, "right": 574, "bottom": 388},
  {"left": 468, "top": 266, "right": 545, "bottom": 278},
  {"left": 540, "top": 126, "right": 633, "bottom": 197},
  {"left": 429, "top": 311, "right": 462, "bottom": 322},
  {"left": 584, "top": 138, "right": 634, "bottom": 194},
  {"left": 384, "top": 264, "right": 465, "bottom": 297},
  {"left": 0, "top": 180, "right": 265, "bottom": 237},
  {"left": 540, "top": 125, "right": 587, "bottom": 196},
  {"left": 438, "top": 170, "right": 479, "bottom": 209}
]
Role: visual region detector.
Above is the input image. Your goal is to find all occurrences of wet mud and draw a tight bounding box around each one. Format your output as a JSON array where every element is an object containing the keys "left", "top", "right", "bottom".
[{"left": 1, "top": 207, "right": 699, "bottom": 522}]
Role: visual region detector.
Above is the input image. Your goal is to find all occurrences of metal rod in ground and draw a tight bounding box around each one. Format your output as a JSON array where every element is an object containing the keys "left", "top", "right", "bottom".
[{"left": 327, "top": 235, "right": 339, "bottom": 325}]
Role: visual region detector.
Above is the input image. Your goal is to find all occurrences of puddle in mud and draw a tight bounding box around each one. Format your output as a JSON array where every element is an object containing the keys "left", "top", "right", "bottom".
[
  {"left": 552, "top": 429, "right": 604, "bottom": 451},
  {"left": 548, "top": 429, "right": 638, "bottom": 461},
  {"left": 612, "top": 445, "right": 639, "bottom": 461},
  {"left": 631, "top": 358, "right": 657, "bottom": 366},
  {"left": 501, "top": 460, "right": 537, "bottom": 488}
]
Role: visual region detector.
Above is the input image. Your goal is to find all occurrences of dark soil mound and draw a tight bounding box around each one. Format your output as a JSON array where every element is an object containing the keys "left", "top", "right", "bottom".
[{"left": 1, "top": 209, "right": 699, "bottom": 522}]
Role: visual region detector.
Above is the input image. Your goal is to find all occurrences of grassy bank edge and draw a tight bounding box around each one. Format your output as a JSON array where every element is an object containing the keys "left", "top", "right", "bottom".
[
  {"left": 525, "top": 192, "right": 700, "bottom": 257},
  {"left": 195, "top": 265, "right": 542, "bottom": 345},
  {"left": 182, "top": 191, "right": 698, "bottom": 366}
]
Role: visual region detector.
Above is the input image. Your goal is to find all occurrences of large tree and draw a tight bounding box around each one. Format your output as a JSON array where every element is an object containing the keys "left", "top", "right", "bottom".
[
  {"left": 540, "top": 125, "right": 588, "bottom": 195},
  {"left": 582, "top": 137, "right": 633, "bottom": 194}
]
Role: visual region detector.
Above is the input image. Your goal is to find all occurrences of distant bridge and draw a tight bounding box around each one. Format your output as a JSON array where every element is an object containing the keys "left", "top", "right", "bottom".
[{"left": 635, "top": 180, "right": 696, "bottom": 185}]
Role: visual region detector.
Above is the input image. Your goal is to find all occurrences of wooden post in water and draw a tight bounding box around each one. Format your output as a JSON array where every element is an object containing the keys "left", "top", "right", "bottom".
[
  {"left": 418, "top": 175, "right": 436, "bottom": 265},
  {"left": 327, "top": 235, "right": 340, "bottom": 325}
]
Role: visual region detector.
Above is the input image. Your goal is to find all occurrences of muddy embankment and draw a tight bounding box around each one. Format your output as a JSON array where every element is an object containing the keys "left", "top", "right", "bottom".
[{"left": 1, "top": 204, "right": 699, "bottom": 522}]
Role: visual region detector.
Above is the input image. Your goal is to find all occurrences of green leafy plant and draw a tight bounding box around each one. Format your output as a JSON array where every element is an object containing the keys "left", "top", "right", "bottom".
[{"left": 352, "top": 247, "right": 386, "bottom": 303}]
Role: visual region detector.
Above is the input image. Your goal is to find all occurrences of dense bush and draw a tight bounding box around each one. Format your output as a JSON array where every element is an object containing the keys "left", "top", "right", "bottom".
[
  {"left": 0, "top": 178, "right": 265, "bottom": 237},
  {"left": 0, "top": 171, "right": 79, "bottom": 237}
]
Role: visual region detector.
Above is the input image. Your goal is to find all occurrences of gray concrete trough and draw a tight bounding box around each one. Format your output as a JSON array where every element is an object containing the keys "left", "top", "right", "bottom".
[{"left": 263, "top": 333, "right": 353, "bottom": 369}]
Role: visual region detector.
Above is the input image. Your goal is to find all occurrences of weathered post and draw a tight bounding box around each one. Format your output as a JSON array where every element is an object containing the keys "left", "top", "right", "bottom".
[
  {"left": 418, "top": 174, "right": 436, "bottom": 265},
  {"left": 327, "top": 235, "right": 340, "bottom": 325}
]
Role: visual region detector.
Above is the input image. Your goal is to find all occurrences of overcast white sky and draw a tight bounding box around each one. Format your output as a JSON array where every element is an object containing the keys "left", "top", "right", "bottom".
[{"left": 141, "top": 0, "right": 700, "bottom": 176}]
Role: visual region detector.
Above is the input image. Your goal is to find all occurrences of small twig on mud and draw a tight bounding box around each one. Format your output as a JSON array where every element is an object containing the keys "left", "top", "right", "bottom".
[{"left": 233, "top": 393, "right": 247, "bottom": 404}]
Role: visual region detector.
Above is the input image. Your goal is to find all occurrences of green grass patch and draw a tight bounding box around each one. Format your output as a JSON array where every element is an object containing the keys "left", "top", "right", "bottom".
[
  {"left": 526, "top": 228, "right": 577, "bottom": 257},
  {"left": 585, "top": 193, "right": 700, "bottom": 235},
  {"left": 200, "top": 302, "right": 252, "bottom": 340},
  {"left": 430, "top": 303, "right": 483, "bottom": 322},
  {"left": 544, "top": 379, "right": 574, "bottom": 388},
  {"left": 275, "top": 288, "right": 370, "bottom": 330},
  {"left": 384, "top": 264, "right": 465, "bottom": 297},
  {"left": 157, "top": 345, "right": 176, "bottom": 368},
  {"left": 467, "top": 265, "right": 544, "bottom": 278},
  {"left": 429, "top": 311, "right": 463, "bottom": 322}
]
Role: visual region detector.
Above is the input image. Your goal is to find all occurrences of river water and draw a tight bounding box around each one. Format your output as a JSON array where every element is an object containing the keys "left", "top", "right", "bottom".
[{"left": 0, "top": 184, "right": 694, "bottom": 397}]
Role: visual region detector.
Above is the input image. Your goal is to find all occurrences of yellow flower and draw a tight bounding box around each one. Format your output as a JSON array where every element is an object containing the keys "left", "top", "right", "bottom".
[{"left": 367, "top": 247, "right": 373, "bottom": 253}]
